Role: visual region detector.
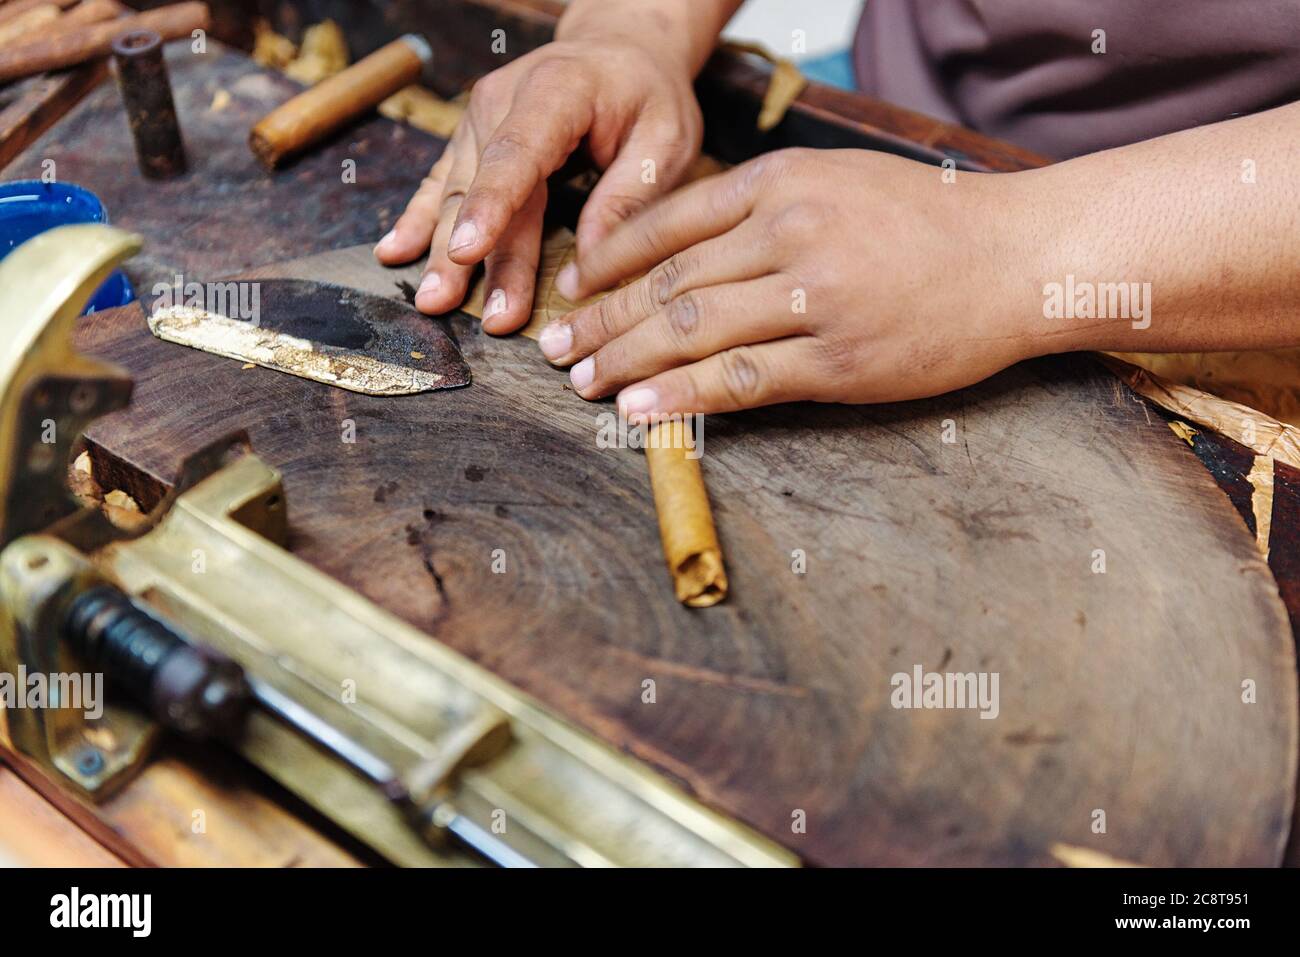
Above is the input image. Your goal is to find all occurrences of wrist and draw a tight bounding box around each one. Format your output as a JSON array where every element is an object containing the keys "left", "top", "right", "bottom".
[
  {"left": 960, "top": 170, "right": 1068, "bottom": 362},
  {"left": 1012, "top": 158, "right": 1167, "bottom": 356},
  {"left": 557, "top": 0, "right": 727, "bottom": 76}
]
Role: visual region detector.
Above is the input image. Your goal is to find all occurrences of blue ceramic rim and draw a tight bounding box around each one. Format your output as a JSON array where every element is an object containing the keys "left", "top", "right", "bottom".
[
  {"left": 0, "top": 179, "right": 111, "bottom": 224},
  {"left": 0, "top": 180, "right": 135, "bottom": 312}
]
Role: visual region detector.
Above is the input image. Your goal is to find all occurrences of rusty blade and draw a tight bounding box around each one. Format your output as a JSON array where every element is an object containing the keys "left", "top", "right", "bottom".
[{"left": 147, "top": 278, "right": 470, "bottom": 396}]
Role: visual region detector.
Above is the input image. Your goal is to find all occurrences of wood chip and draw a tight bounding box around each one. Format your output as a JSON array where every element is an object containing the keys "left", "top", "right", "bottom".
[
  {"left": 282, "top": 19, "right": 348, "bottom": 86},
  {"left": 1167, "top": 421, "right": 1197, "bottom": 446}
]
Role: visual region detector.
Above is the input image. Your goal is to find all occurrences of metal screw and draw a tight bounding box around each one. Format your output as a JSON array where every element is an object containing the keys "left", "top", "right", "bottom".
[{"left": 75, "top": 747, "right": 105, "bottom": 776}]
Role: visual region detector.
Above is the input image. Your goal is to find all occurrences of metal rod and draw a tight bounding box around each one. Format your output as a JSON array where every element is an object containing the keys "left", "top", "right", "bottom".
[{"left": 249, "top": 678, "right": 538, "bottom": 868}]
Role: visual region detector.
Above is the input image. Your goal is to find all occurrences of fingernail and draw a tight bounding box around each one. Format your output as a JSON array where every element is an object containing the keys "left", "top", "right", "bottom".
[
  {"left": 619, "top": 387, "right": 658, "bottom": 417},
  {"left": 418, "top": 273, "right": 441, "bottom": 298},
  {"left": 570, "top": 357, "right": 594, "bottom": 391},
  {"left": 556, "top": 263, "right": 580, "bottom": 300},
  {"left": 484, "top": 288, "right": 507, "bottom": 320},
  {"left": 538, "top": 323, "right": 572, "bottom": 361},
  {"left": 448, "top": 221, "right": 479, "bottom": 253},
  {"left": 375, "top": 229, "right": 397, "bottom": 253}
]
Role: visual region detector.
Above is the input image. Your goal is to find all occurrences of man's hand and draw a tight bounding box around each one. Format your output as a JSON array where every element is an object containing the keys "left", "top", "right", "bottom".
[
  {"left": 374, "top": 9, "right": 717, "bottom": 334},
  {"left": 540, "top": 148, "right": 1039, "bottom": 417},
  {"left": 540, "top": 100, "right": 1300, "bottom": 417}
]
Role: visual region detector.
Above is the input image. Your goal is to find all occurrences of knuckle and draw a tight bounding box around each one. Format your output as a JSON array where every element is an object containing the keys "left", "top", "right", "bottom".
[
  {"left": 601, "top": 193, "right": 649, "bottom": 226},
  {"left": 665, "top": 291, "right": 702, "bottom": 343},
  {"left": 651, "top": 254, "right": 687, "bottom": 304},
  {"left": 719, "top": 347, "right": 764, "bottom": 407},
  {"left": 767, "top": 203, "right": 826, "bottom": 244},
  {"left": 747, "top": 148, "right": 813, "bottom": 191},
  {"left": 715, "top": 168, "right": 755, "bottom": 216},
  {"left": 629, "top": 280, "right": 659, "bottom": 320},
  {"left": 815, "top": 333, "right": 860, "bottom": 380},
  {"left": 653, "top": 116, "right": 701, "bottom": 160},
  {"left": 592, "top": 296, "right": 623, "bottom": 343},
  {"left": 472, "top": 70, "right": 509, "bottom": 101},
  {"left": 750, "top": 150, "right": 791, "bottom": 183},
  {"left": 439, "top": 190, "right": 465, "bottom": 217},
  {"left": 530, "top": 57, "right": 575, "bottom": 86},
  {"left": 480, "top": 130, "right": 531, "bottom": 168},
  {"left": 672, "top": 371, "right": 704, "bottom": 415}
]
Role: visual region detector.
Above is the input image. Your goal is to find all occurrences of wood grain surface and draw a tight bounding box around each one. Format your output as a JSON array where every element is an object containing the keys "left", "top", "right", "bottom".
[
  {"left": 0, "top": 767, "right": 124, "bottom": 867},
  {"left": 70, "top": 242, "right": 1299, "bottom": 866},
  {"left": 5, "top": 23, "right": 1296, "bottom": 868},
  {"left": 0, "top": 743, "right": 366, "bottom": 867},
  {"left": 0, "top": 59, "right": 103, "bottom": 168}
]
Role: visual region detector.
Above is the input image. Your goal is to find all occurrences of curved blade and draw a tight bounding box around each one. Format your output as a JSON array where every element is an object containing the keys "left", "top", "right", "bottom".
[{"left": 149, "top": 278, "right": 470, "bottom": 395}]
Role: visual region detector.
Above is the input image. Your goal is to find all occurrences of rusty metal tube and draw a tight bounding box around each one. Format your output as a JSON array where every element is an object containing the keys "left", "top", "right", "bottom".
[{"left": 111, "top": 28, "right": 187, "bottom": 179}]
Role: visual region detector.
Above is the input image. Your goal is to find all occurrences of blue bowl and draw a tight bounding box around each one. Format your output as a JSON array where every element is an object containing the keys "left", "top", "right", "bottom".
[{"left": 0, "top": 181, "right": 135, "bottom": 313}]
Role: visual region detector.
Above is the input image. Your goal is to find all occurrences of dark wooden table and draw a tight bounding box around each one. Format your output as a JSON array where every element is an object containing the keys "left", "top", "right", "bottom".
[{"left": 3, "top": 14, "right": 1298, "bottom": 867}]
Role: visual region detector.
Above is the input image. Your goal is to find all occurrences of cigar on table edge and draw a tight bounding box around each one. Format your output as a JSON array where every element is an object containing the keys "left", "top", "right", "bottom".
[
  {"left": 0, "top": 1, "right": 208, "bottom": 83},
  {"left": 249, "top": 34, "right": 432, "bottom": 169},
  {"left": 645, "top": 419, "right": 728, "bottom": 608}
]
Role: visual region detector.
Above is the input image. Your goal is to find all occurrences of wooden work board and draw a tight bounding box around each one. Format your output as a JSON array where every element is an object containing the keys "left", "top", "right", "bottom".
[
  {"left": 70, "top": 240, "right": 1298, "bottom": 867},
  {"left": 2, "top": 30, "right": 1296, "bottom": 867}
]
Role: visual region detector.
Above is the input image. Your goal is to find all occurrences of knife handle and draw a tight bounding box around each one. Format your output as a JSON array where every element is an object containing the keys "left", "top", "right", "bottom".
[{"left": 250, "top": 34, "right": 432, "bottom": 170}]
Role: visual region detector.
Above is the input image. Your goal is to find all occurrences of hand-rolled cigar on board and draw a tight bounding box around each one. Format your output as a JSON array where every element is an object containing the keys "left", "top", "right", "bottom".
[
  {"left": 644, "top": 419, "right": 728, "bottom": 608},
  {"left": 0, "top": 1, "right": 209, "bottom": 83},
  {"left": 249, "top": 34, "right": 432, "bottom": 169}
]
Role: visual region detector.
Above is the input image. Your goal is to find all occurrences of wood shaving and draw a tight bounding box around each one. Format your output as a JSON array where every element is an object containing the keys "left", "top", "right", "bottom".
[
  {"left": 251, "top": 18, "right": 296, "bottom": 70},
  {"left": 379, "top": 86, "right": 469, "bottom": 138},
  {"left": 253, "top": 18, "right": 349, "bottom": 85},
  {"left": 283, "top": 20, "right": 348, "bottom": 86},
  {"left": 1167, "top": 421, "right": 1197, "bottom": 446}
]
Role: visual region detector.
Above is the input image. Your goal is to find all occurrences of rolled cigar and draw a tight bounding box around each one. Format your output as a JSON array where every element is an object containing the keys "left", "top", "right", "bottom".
[
  {"left": 644, "top": 419, "right": 728, "bottom": 607},
  {"left": 249, "top": 34, "right": 431, "bottom": 169},
  {"left": 0, "top": 4, "right": 58, "bottom": 49},
  {"left": 0, "top": 1, "right": 209, "bottom": 83},
  {"left": 0, "top": 0, "right": 75, "bottom": 28}
]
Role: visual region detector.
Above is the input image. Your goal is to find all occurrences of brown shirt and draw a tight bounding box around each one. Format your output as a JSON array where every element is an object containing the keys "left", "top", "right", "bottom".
[{"left": 853, "top": 0, "right": 1300, "bottom": 158}]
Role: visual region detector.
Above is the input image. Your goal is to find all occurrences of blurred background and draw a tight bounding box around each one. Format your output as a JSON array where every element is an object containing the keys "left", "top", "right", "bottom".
[{"left": 723, "top": 0, "right": 861, "bottom": 88}]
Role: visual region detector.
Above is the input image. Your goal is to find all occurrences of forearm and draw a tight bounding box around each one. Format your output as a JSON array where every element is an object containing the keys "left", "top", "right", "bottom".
[
  {"left": 557, "top": 0, "right": 744, "bottom": 75},
  {"left": 1014, "top": 102, "right": 1300, "bottom": 356}
]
